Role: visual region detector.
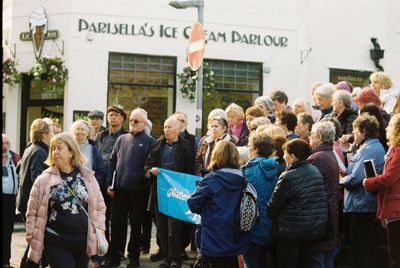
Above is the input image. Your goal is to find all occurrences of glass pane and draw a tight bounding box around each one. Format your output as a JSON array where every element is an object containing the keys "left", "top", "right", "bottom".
[
  {"left": 201, "top": 90, "right": 259, "bottom": 135},
  {"left": 108, "top": 85, "right": 173, "bottom": 138}
]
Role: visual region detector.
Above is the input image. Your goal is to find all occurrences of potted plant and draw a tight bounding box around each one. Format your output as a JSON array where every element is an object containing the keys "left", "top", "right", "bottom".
[
  {"left": 29, "top": 56, "right": 69, "bottom": 94},
  {"left": 177, "top": 62, "right": 215, "bottom": 102},
  {"left": 2, "top": 58, "right": 21, "bottom": 86}
]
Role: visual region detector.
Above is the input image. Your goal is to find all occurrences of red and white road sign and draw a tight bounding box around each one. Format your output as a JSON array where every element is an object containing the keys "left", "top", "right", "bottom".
[{"left": 187, "top": 22, "right": 205, "bottom": 71}]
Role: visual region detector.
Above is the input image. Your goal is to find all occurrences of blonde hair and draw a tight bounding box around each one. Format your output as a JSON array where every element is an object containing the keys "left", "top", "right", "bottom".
[
  {"left": 370, "top": 71, "right": 393, "bottom": 89},
  {"left": 261, "top": 125, "right": 285, "bottom": 137},
  {"left": 208, "top": 140, "right": 240, "bottom": 171},
  {"left": 45, "top": 133, "right": 87, "bottom": 167},
  {"left": 225, "top": 103, "right": 245, "bottom": 120},
  {"left": 388, "top": 114, "right": 400, "bottom": 146},
  {"left": 30, "top": 118, "right": 52, "bottom": 144}
]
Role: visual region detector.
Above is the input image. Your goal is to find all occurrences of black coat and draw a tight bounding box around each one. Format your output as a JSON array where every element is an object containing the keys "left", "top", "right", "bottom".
[
  {"left": 145, "top": 136, "right": 195, "bottom": 210},
  {"left": 16, "top": 141, "right": 49, "bottom": 216},
  {"left": 267, "top": 160, "right": 328, "bottom": 240}
]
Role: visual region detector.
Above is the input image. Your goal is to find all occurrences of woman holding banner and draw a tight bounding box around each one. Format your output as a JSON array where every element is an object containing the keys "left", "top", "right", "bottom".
[{"left": 188, "top": 140, "right": 249, "bottom": 268}]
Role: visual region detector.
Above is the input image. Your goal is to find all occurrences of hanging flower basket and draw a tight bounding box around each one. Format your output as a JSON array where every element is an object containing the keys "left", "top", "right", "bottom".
[
  {"left": 29, "top": 57, "right": 69, "bottom": 94},
  {"left": 177, "top": 62, "right": 215, "bottom": 102},
  {"left": 2, "top": 58, "right": 21, "bottom": 86}
]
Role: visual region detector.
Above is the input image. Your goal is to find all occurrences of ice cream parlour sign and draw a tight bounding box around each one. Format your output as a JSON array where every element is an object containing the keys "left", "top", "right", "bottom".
[
  {"left": 78, "top": 18, "right": 289, "bottom": 47},
  {"left": 19, "top": 6, "right": 59, "bottom": 59}
]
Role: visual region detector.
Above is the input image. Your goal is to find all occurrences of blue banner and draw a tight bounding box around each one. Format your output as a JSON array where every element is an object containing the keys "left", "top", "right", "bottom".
[{"left": 157, "top": 168, "right": 201, "bottom": 224}]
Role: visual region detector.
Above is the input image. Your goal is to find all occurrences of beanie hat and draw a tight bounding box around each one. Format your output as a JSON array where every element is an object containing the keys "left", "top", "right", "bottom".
[
  {"left": 354, "top": 86, "right": 381, "bottom": 107},
  {"left": 336, "top": 81, "right": 353, "bottom": 93}
]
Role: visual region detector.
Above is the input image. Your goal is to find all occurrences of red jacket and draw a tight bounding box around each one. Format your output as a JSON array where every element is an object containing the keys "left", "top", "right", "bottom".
[{"left": 364, "top": 145, "right": 400, "bottom": 220}]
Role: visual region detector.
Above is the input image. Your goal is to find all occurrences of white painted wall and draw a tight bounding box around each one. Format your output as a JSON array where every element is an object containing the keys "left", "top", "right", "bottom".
[{"left": 3, "top": 0, "right": 400, "bottom": 151}]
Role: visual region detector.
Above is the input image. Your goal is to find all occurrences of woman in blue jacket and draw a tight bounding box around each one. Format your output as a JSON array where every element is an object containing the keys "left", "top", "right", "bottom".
[
  {"left": 188, "top": 140, "right": 249, "bottom": 268},
  {"left": 242, "top": 132, "right": 278, "bottom": 268},
  {"left": 340, "top": 114, "right": 385, "bottom": 268}
]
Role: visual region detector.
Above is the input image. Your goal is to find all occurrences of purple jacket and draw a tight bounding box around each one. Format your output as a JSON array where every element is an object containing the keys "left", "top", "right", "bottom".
[{"left": 309, "top": 143, "right": 340, "bottom": 251}]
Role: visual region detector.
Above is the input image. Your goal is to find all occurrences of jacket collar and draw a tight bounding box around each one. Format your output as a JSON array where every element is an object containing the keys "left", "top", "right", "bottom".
[
  {"left": 44, "top": 165, "right": 94, "bottom": 186},
  {"left": 287, "top": 159, "right": 309, "bottom": 171},
  {"left": 311, "top": 143, "right": 333, "bottom": 154},
  {"left": 204, "top": 132, "right": 231, "bottom": 144}
]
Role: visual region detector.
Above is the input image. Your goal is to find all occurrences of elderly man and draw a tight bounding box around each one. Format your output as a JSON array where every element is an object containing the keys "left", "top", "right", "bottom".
[
  {"left": 104, "top": 108, "right": 156, "bottom": 268},
  {"left": 314, "top": 83, "right": 336, "bottom": 120},
  {"left": 145, "top": 117, "right": 195, "bottom": 268},
  {"left": 88, "top": 110, "right": 106, "bottom": 140},
  {"left": 2, "top": 134, "right": 20, "bottom": 268}
]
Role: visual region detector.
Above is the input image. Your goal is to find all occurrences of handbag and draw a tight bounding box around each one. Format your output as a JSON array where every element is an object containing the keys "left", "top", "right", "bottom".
[{"left": 59, "top": 175, "right": 108, "bottom": 256}]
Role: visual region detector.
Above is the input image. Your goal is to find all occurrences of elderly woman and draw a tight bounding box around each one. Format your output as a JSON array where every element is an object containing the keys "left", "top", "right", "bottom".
[
  {"left": 295, "top": 112, "right": 314, "bottom": 143},
  {"left": 25, "top": 133, "right": 106, "bottom": 267},
  {"left": 242, "top": 132, "right": 278, "bottom": 268},
  {"left": 308, "top": 121, "right": 340, "bottom": 267},
  {"left": 363, "top": 114, "right": 400, "bottom": 267},
  {"left": 370, "top": 71, "right": 399, "bottom": 115},
  {"left": 70, "top": 120, "right": 105, "bottom": 186},
  {"left": 195, "top": 116, "right": 235, "bottom": 176},
  {"left": 255, "top": 95, "right": 276, "bottom": 124},
  {"left": 270, "top": 90, "right": 291, "bottom": 117},
  {"left": 331, "top": 90, "right": 358, "bottom": 135},
  {"left": 249, "top": 116, "right": 271, "bottom": 133},
  {"left": 268, "top": 139, "right": 328, "bottom": 268},
  {"left": 188, "top": 140, "right": 249, "bottom": 267},
  {"left": 340, "top": 114, "right": 385, "bottom": 268},
  {"left": 225, "top": 103, "right": 248, "bottom": 146},
  {"left": 314, "top": 83, "right": 336, "bottom": 120}
]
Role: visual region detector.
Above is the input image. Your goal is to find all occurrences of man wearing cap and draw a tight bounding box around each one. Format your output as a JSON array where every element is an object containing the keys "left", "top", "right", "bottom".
[
  {"left": 94, "top": 105, "right": 128, "bottom": 257},
  {"left": 88, "top": 110, "right": 106, "bottom": 140}
]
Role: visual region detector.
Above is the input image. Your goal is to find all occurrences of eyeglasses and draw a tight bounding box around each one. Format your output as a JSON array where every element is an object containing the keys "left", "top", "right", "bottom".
[
  {"left": 177, "top": 119, "right": 186, "bottom": 123},
  {"left": 130, "top": 119, "right": 144, "bottom": 124}
]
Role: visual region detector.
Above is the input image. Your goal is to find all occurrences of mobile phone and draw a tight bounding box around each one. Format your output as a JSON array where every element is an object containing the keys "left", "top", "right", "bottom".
[{"left": 364, "top": 159, "right": 377, "bottom": 178}]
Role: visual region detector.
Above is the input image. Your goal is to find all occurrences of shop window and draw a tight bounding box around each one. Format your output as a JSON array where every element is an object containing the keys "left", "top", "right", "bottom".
[
  {"left": 108, "top": 53, "right": 176, "bottom": 137},
  {"left": 202, "top": 59, "right": 262, "bottom": 133}
]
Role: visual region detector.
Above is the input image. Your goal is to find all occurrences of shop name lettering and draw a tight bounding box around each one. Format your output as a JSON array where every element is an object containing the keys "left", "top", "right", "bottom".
[{"left": 78, "top": 19, "right": 288, "bottom": 47}]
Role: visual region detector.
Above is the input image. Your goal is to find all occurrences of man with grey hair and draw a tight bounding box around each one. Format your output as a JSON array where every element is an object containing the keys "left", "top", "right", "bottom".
[
  {"left": 330, "top": 90, "right": 358, "bottom": 135},
  {"left": 145, "top": 117, "right": 194, "bottom": 268},
  {"left": 104, "top": 108, "right": 157, "bottom": 268},
  {"left": 308, "top": 120, "right": 340, "bottom": 268},
  {"left": 314, "top": 83, "right": 336, "bottom": 120}
]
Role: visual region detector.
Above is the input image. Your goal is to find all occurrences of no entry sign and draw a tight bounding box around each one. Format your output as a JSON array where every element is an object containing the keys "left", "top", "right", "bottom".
[{"left": 187, "top": 22, "right": 205, "bottom": 71}]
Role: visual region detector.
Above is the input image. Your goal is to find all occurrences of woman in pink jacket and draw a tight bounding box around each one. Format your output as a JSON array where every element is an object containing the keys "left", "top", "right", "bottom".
[
  {"left": 25, "top": 133, "right": 106, "bottom": 268},
  {"left": 363, "top": 113, "right": 400, "bottom": 268}
]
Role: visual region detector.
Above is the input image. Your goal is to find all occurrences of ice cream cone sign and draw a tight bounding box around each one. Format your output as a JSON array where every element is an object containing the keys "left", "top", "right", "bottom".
[{"left": 29, "top": 6, "right": 48, "bottom": 59}]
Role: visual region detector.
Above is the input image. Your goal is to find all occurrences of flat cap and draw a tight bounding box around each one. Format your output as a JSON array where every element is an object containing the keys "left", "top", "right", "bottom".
[
  {"left": 107, "top": 105, "right": 127, "bottom": 120},
  {"left": 88, "top": 110, "right": 104, "bottom": 119}
]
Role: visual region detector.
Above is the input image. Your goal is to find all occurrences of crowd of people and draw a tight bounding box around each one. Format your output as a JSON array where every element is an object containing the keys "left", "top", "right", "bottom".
[{"left": 2, "top": 71, "right": 400, "bottom": 268}]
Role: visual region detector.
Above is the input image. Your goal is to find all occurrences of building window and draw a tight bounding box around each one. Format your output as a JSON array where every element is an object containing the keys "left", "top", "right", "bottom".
[
  {"left": 108, "top": 53, "right": 176, "bottom": 137},
  {"left": 202, "top": 59, "right": 262, "bottom": 132}
]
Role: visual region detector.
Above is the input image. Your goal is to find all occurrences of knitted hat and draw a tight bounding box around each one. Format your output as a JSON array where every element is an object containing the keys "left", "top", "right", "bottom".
[
  {"left": 354, "top": 86, "right": 381, "bottom": 106},
  {"left": 336, "top": 81, "right": 353, "bottom": 93}
]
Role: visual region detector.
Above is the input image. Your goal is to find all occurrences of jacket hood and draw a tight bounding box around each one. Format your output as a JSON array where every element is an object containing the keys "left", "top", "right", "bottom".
[
  {"left": 212, "top": 167, "right": 245, "bottom": 191},
  {"left": 243, "top": 157, "right": 278, "bottom": 181}
]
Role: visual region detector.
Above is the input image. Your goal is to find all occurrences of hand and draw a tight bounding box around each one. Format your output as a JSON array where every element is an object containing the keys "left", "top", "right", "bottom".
[
  {"left": 340, "top": 134, "right": 351, "bottom": 144},
  {"left": 150, "top": 167, "right": 159, "bottom": 176},
  {"left": 107, "top": 186, "right": 114, "bottom": 198},
  {"left": 362, "top": 179, "right": 367, "bottom": 187}
]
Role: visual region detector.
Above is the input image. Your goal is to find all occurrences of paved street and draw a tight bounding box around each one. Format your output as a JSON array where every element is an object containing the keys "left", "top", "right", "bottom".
[{"left": 10, "top": 222, "right": 197, "bottom": 268}]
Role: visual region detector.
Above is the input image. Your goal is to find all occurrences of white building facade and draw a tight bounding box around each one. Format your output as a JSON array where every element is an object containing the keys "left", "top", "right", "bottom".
[{"left": 3, "top": 0, "right": 400, "bottom": 153}]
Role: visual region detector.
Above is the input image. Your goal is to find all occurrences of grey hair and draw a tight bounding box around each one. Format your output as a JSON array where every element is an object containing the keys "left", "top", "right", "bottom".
[
  {"left": 292, "top": 98, "right": 313, "bottom": 114},
  {"left": 315, "top": 83, "right": 336, "bottom": 100},
  {"left": 311, "top": 121, "right": 336, "bottom": 144},
  {"left": 132, "top": 107, "right": 148, "bottom": 120},
  {"left": 70, "top": 120, "right": 91, "bottom": 136},
  {"left": 255, "top": 96, "right": 273, "bottom": 110},
  {"left": 144, "top": 119, "right": 152, "bottom": 135},
  {"left": 333, "top": 90, "right": 352, "bottom": 108},
  {"left": 208, "top": 108, "right": 227, "bottom": 121}
]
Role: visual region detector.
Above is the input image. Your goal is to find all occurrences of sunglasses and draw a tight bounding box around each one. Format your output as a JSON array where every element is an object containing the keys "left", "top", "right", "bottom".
[{"left": 130, "top": 119, "right": 144, "bottom": 124}]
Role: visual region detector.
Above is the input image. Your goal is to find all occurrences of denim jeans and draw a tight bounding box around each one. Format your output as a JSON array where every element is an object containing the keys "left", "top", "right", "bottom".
[{"left": 313, "top": 250, "right": 334, "bottom": 268}]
